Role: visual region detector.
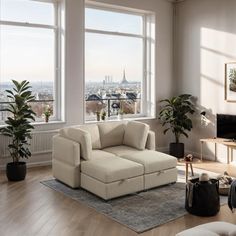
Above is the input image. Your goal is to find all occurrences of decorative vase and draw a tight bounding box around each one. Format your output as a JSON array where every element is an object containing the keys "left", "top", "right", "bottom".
[{"left": 6, "top": 162, "right": 27, "bottom": 181}]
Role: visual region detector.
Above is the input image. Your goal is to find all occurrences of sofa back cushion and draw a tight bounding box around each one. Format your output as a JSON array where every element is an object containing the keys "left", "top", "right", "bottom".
[
  {"left": 98, "top": 121, "right": 127, "bottom": 149},
  {"left": 123, "top": 121, "right": 149, "bottom": 150},
  {"left": 59, "top": 127, "right": 92, "bottom": 160},
  {"left": 78, "top": 124, "right": 101, "bottom": 149}
]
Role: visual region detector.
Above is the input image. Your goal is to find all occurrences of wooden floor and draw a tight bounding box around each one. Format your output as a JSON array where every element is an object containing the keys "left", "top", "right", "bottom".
[{"left": 1, "top": 161, "right": 236, "bottom": 236}]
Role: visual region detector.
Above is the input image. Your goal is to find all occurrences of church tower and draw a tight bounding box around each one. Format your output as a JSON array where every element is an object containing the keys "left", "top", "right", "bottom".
[{"left": 121, "top": 69, "right": 128, "bottom": 84}]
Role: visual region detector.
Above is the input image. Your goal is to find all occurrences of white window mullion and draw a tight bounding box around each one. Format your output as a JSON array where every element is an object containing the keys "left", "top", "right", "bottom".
[
  {"left": 54, "top": 1, "right": 60, "bottom": 121},
  {"left": 142, "top": 15, "right": 147, "bottom": 117},
  {"left": 0, "top": 20, "right": 57, "bottom": 30},
  {"left": 85, "top": 28, "right": 144, "bottom": 39}
]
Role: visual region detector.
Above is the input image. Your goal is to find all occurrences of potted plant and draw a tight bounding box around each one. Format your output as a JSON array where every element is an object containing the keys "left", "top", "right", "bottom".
[
  {"left": 159, "top": 94, "right": 195, "bottom": 158},
  {"left": 0, "top": 80, "right": 36, "bottom": 181},
  {"left": 101, "top": 110, "right": 106, "bottom": 121},
  {"left": 96, "top": 111, "right": 101, "bottom": 121},
  {"left": 118, "top": 109, "right": 124, "bottom": 120},
  {"left": 43, "top": 105, "right": 53, "bottom": 123}
]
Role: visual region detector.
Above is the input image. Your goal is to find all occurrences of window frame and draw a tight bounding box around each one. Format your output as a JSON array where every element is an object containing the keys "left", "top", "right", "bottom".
[
  {"left": 0, "top": 0, "right": 61, "bottom": 124},
  {"left": 84, "top": 3, "right": 155, "bottom": 122}
]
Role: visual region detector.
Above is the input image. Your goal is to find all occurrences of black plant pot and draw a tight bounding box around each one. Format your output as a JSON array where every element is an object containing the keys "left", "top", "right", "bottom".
[
  {"left": 169, "top": 143, "right": 184, "bottom": 158},
  {"left": 6, "top": 162, "right": 27, "bottom": 181}
]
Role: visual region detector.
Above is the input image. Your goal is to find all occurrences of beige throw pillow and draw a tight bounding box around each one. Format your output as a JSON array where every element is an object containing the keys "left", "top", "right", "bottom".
[
  {"left": 66, "top": 128, "right": 92, "bottom": 160},
  {"left": 123, "top": 121, "right": 149, "bottom": 150},
  {"left": 98, "top": 121, "right": 127, "bottom": 148},
  {"left": 78, "top": 124, "right": 101, "bottom": 149}
]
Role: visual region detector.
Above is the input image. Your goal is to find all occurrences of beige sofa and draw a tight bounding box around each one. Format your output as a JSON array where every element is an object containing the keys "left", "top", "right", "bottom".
[{"left": 52, "top": 121, "right": 177, "bottom": 200}]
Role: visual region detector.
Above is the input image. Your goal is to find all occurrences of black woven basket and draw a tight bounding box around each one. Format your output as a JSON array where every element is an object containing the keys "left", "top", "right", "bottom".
[{"left": 185, "top": 178, "right": 220, "bottom": 216}]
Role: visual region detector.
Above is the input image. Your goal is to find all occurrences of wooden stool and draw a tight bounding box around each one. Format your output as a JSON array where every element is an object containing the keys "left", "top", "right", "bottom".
[{"left": 185, "top": 161, "right": 194, "bottom": 182}]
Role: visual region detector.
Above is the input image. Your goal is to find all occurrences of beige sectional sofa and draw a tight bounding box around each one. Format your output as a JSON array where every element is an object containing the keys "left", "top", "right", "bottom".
[{"left": 52, "top": 121, "right": 177, "bottom": 200}]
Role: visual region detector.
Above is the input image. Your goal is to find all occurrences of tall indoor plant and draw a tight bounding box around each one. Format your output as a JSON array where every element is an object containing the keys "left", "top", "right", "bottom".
[
  {"left": 159, "top": 94, "right": 195, "bottom": 158},
  {"left": 0, "top": 80, "right": 36, "bottom": 181}
]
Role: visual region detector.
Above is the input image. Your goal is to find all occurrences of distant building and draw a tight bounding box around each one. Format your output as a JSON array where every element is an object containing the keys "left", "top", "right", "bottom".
[
  {"left": 126, "top": 92, "right": 137, "bottom": 100},
  {"left": 87, "top": 94, "right": 102, "bottom": 100},
  {"left": 121, "top": 70, "right": 129, "bottom": 84}
]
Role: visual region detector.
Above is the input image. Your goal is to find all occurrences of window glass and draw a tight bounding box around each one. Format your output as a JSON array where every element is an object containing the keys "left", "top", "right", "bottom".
[
  {"left": 85, "top": 8, "right": 143, "bottom": 121},
  {"left": 85, "top": 7, "right": 143, "bottom": 35},
  {"left": 0, "top": 0, "right": 57, "bottom": 122},
  {"left": 0, "top": 25, "right": 55, "bottom": 120},
  {"left": 0, "top": 0, "right": 55, "bottom": 25}
]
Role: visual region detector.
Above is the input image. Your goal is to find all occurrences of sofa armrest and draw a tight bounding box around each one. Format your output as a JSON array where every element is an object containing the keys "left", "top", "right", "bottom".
[
  {"left": 146, "top": 130, "right": 156, "bottom": 150},
  {"left": 52, "top": 135, "right": 80, "bottom": 167}
]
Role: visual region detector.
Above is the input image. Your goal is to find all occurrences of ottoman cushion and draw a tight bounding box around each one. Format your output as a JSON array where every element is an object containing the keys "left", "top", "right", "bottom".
[
  {"left": 120, "top": 150, "right": 177, "bottom": 174},
  {"left": 81, "top": 155, "right": 144, "bottom": 183}
]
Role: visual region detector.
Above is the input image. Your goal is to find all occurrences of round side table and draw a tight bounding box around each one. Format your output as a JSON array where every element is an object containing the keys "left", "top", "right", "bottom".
[
  {"left": 183, "top": 161, "right": 194, "bottom": 182},
  {"left": 179, "top": 158, "right": 201, "bottom": 182}
]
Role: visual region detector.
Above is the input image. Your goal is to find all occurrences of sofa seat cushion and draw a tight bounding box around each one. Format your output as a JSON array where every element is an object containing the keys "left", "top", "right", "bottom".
[
  {"left": 81, "top": 156, "right": 144, "bottom": 183},
  {"left": 120, "top": 150, "right": 177, "bottom": 174},
  {"left": 98, "top": 121, "right": 127, "bottom": 149},
  {"left": 103, "top": 145, "right": 144, "bottom": 156},
  {"left": 91, "top": 150, "right": 116, "bottom": 159}
]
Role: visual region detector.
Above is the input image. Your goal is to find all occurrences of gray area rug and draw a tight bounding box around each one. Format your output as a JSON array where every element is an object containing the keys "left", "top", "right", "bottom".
[{"left": 41, "top": 168, "right": 228, "bottom": 233}]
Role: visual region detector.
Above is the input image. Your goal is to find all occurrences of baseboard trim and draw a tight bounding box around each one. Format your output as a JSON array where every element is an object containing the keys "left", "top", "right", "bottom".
[
  {"left": 156, "top": 146, "right": 169, "bottom": 153},
  {"left": 0, "top": 160, "right": 52, "bottom": 170}
]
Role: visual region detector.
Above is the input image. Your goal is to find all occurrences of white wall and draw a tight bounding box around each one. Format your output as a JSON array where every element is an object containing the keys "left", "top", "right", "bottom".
[
  {"left": 0, "top": 0, "right": 174, "bottom": 168},
  {"left": 175, "top": 0, "right": 236, "bottom": 162}
]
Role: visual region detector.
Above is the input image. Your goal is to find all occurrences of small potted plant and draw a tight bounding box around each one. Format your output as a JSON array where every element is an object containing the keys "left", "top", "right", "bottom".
[
  {"left": 0, "top": 80, "right": 36, "bottom": 181},
  {"left": 101, "top": 110, "right": 106, "bottom": 121},
  {"left": 118, "top": 109, "right": 124, "bottom": 120},
  {"left": 96, "top": 111, "right": 101, "bottom": 121},
  {"left": 43, "top": 105, "right": 53, "bottom": 123},
  {"left": 159, "top": 94, "right": 195, "bottom": 158}
]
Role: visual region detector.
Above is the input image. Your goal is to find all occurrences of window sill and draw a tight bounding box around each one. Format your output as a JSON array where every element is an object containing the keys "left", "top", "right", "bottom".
[
  {"left": 85, "top": 116, "right": 156, "bottom": 124},
  {"left": 32, "top": 120, "right": 66, "bottom": 127},
  {"left": 0, "top": 120, "right": 65, "bottom": 128}
]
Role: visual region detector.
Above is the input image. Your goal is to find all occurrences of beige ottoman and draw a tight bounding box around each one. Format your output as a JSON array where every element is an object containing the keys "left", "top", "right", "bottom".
[
  {"left": 176, "top": 222, "right": 236, "bottom": 236},
  {"left": 80, "top": 155, "right": 144, "bottom": 200},
  {"left": 120, "top": 150, "right": 178, "bottom": 189}
]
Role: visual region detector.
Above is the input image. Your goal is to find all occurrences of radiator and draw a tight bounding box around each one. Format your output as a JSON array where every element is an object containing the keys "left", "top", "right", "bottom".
[{"left": 0, "top": 130, "right": 59, "bottom": 157}]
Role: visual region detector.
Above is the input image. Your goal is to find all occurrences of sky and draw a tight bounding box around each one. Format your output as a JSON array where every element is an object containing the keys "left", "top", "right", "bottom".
[
  {"left": 85, "top": 8, "right": 143, "bottom": 83},
  {"left": 0, "top": 0, "right": 143, "bottom": 83}
]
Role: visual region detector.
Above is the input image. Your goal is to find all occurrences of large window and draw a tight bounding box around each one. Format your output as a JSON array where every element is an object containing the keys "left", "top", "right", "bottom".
[
  {"left": 0, "top": 0, "right": 60, "bottom": 122},
  {"left": 85, "top": 4, "right": 155, "bottom": 122}
]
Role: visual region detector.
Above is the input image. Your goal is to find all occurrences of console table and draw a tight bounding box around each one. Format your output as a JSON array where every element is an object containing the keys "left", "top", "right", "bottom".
[{"left": 200, "top": 138, "right": 236, "bottom": 164}]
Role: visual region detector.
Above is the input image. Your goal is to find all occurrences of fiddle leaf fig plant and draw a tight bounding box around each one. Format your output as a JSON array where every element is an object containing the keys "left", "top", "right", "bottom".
[
  {"left": 159, "top": 94, "right": 195, "bottom": 143},
  {"left": 0, "top": 80, "right": 36, "bottom": 163}
]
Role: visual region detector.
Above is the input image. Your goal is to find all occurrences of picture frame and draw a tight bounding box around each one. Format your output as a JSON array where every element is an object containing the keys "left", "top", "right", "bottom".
[{"left": 225, "top": 62, "right": 236, "bottom": 102}]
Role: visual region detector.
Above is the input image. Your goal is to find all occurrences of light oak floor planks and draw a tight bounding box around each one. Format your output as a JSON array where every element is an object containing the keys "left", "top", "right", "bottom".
[{"left": 1, "top": 161, "right": 236, "bottom": 236}]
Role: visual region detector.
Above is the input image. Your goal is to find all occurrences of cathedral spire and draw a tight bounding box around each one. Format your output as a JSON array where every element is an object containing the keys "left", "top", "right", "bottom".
[{"left": 121, "top": 69, "right": 128, "bottom": 84}]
